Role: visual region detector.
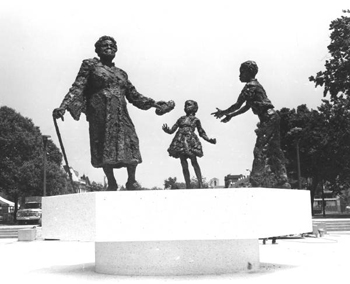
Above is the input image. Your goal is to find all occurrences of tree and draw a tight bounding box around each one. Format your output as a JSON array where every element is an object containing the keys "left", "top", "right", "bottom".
[
  {"left": 190, "top": 177, "right": 209, "bottom": 189},
  {"left": 307, "top": 10, "right": 350, "bottom": 212},
  {"left": 0, "top": 106, "right": 71, "bottom": 218},
  {"left": 88, "top": 181, "right": 106, "bottom": 192},
  {"left": 150, "top": 186, "right": 164, "bottom": 191},
  {"left": 164, "top": 177, "right": 179, "bottom": 189},
  {"left": 316, "top": 98, "right": 350, "bottom": 193},
  {"left": 309, "top": 10, "right": 350, "bottom": 100},
  {"left": 164, "top": 177, "right": 185, "bottom": 189},
  {"left": 163, "top": 176, "right": 207, "bottom": 189},
  {"left": 279, "top": 102, "right": 350, "bottom": 213},
  {"left": 280, "top": 106, "right": 323, "bottom": 188}
]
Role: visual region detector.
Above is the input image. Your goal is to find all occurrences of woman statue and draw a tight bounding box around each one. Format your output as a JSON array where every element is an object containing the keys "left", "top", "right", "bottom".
[
  {"left": 53, "top": 36, "right": 174, "bottom": 190},
  {"left": 212, "top": 61, "right": 290, "bottom": 188}
]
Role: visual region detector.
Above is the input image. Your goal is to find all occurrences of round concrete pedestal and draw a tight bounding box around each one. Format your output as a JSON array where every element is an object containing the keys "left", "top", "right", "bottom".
[{"left": 95, "top": 239, "right": 259, "bottom": 276}]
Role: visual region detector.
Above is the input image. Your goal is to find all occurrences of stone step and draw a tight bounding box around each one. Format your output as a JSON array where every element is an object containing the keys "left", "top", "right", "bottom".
[
  {"left": 313, "top": 219, "right": 350, "bottom": 231},
  {"left": 0, "top": 233, "right": 18, "bottom": 238},
  {"left": 0, "top": 225, "right": 39, "bottom": 238}
]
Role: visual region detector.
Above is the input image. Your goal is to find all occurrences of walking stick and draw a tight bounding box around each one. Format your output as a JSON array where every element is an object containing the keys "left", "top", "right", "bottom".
[{"left": 53, "top": 116, "right": 76, "bottom": 192}]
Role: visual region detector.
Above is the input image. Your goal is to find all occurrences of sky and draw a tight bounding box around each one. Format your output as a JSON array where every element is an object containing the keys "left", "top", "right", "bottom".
[{"left": 1, "top": 0, "right": 348, "bottom": 189}]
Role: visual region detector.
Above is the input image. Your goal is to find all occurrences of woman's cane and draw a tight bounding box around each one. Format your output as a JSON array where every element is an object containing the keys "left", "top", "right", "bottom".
[{"left": 53, "top": 116, "right": 76, "bottom": 192}]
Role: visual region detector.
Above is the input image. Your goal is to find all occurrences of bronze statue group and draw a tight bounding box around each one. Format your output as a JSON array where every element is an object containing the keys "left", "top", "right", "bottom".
[{"left": 53, "top": 35, "right": 291, "bottom": 190}]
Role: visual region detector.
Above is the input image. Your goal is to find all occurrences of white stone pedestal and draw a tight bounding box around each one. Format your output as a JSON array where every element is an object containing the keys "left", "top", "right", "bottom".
[
  {"left": 95, "top": 239, "right": 259, "bottom": 275},
  {"left": 18, "top": 228, "right": 36, "bottom": 241},
  {"left": 42, "top": 188, "right": 312, "bottom": 275}
]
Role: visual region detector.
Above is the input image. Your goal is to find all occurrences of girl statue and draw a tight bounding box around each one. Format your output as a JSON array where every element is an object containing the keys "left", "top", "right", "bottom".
[{"left": 163, "top": 100, "right": 216, "bottom": 189}]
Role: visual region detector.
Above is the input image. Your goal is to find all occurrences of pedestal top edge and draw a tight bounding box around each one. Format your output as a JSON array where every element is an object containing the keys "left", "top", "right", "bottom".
[{"left": 43, "top": 187, "right": 309, "bottom": 199}]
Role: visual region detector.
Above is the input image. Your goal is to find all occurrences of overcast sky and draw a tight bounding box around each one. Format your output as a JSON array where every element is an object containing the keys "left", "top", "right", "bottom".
[{"left": 1, "top": 0, "right": 348, "bottom": 188}]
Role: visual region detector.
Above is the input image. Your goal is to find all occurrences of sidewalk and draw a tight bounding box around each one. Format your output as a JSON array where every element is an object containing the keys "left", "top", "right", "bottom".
[{"left": 1, "top": 232, "right": 349, "bottom": 283}]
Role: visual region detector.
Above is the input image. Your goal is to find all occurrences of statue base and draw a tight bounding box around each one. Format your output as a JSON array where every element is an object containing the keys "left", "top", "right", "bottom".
[
  {"left": 42, "top": 188, "right": 312, "bottom": 275},
  {"left": 95, "top": 239, "right": 258, "bottom": 275}
]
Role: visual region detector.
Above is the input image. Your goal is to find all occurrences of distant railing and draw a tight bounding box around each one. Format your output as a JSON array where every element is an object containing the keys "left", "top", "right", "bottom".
[{"left": 313, "top": 198, "right": 346, "bottom": 215}]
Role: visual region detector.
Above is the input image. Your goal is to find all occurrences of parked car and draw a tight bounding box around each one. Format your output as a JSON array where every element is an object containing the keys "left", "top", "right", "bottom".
[{"left": 16, "top": 197, "right": 42, "bottom": 225}]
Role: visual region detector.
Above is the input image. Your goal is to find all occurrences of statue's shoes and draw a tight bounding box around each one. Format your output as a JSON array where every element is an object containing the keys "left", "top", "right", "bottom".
[{"left": 125, "top": 181, "right": 142, "bottom": 191}]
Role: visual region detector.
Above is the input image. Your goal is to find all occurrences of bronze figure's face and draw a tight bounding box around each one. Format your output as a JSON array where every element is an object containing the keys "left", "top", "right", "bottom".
[
  {"left": 239, "top": 61, "right": 258, "bottom": 82},
  {"left": 98, "top": 39, "right": 117, "bottom": 60},
  {"left": 239, "top": 66, "right": 253, "bottom": 83},
  {"left": 184, "top": 100, "right": 198, "bottom": 115}
]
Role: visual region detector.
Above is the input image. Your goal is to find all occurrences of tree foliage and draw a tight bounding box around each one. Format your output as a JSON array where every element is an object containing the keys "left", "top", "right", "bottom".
[
  {"left": 279, "top": 105, "right": 323, "bottom": 190},
  {"left": 304, "top": 10, "right": 350, "bottom": 213},
  {"left": 309, "top": 10, "right": 350, "bottom": 100},
  {"left": 0, "top": 106, "right": 72, "bottom": 210},
  {"left": 88, "top": 181, "right": 106, "bottom": 191},
  {"left": 316, "top": 97, "right": 350, "bottom": 193},
  {"left": 164, "top": 176, "right": 208, "bottom": 189},
  {"left": 279, "top": 101, "right": 350, "bottom": 208},
  {"left": 164, "top": 177, "right": 185, "bottom": 189}
]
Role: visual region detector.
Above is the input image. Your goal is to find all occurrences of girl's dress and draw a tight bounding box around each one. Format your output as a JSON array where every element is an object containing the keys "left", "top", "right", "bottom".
[{"left": 167, "top": 115, "right": 206, "bottom": 158}]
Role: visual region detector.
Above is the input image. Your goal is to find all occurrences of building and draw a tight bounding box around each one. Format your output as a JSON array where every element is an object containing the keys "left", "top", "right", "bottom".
[
  {"left": 0, "top": 196, "right": 15, "bottom": 223},
  {"left": 224, "top": 174, "right": 244, "bottom": 188},
  {"left": 209, "top": 178, "right": 222, "bottom": 188}
]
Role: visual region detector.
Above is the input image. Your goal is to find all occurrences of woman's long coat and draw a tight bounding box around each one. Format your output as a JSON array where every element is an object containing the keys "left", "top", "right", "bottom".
[{"left": 60, "top": 58, "right": 155, "bottom": 168}]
